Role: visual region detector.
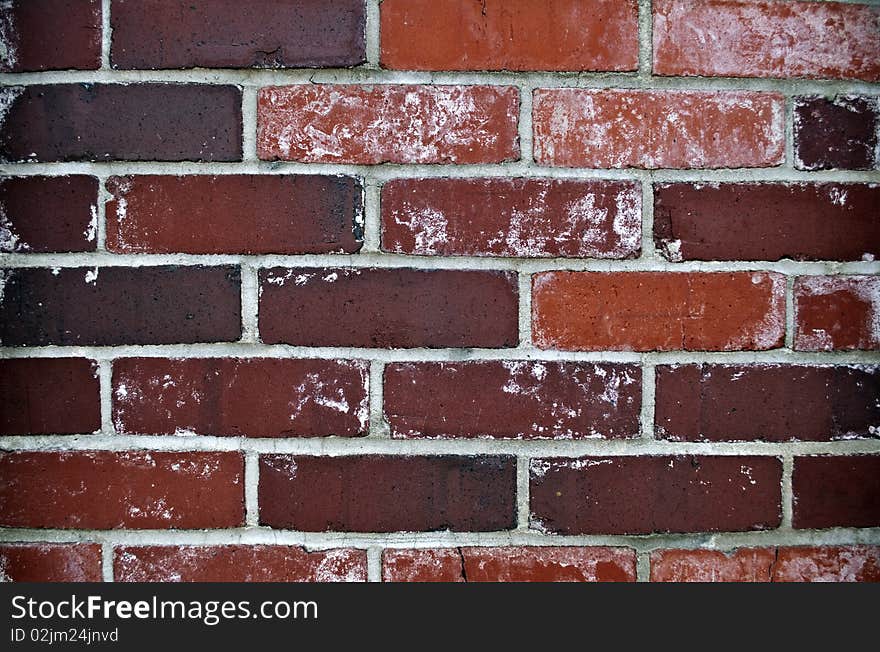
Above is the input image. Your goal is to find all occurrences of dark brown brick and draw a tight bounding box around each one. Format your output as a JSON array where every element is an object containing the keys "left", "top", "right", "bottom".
[
  {"left": 259, "top": 268, "right": 518, "bottom": 348},
  {"left": 0, "top": 544, "right": 103, "bottom": 582},
  {"left": 0, "top": 176, "right": 98, "bottom": 253},
  {"left": 530, "top": 456, "right": 782, "bottom": 535},
  {"left": 793, "top": 455, "right": 880, "bottom": 529},
  {"left": 0, "top": 0, "right": 102, "bottom": 72},
  {"left": 384, "top": 361, "right": 641, "bottom": 439},
  {"left": 655, "top": 364, "right": 880, "bottom": 442},
  {"left": 654, "top": 183, "right": 880, "bottom": 262},
  {"left": 110, "top": 0, "right": 365, "bottom": 69},
  {"left": 0, "top": 358, "right": 100, "bottom": 435},
  {"left": 0, "top": 84, "right": 242, "bottom": 162},
  {"left": 0, "top": 266, "right": 241, "bottom": 346},
  {"left": 259, "top": 455, "right": 517, "bottom": 532},
  {"left": 105, "top": 175, "right": 363, "bottom": 254},
  {"left": 0, "top": 451, "right": 244, "bottom": 529},
  {"left": 794, "top": 96, "right": 879, "bottom": 170},
  {"left": 113, "top": 358, "right": 369, "bottom": 438}
]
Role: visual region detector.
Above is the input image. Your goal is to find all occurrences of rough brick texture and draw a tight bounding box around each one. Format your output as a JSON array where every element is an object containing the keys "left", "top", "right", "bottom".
[
  {"left": 110, "top": 0, "right": 365, "bottom": 70},
  {"left": 530, "top": 456, "right": 782, "bottom": 535},
  {"left": 792, "top": 455, "right": 880, "bottom": 529},
  {"left": 381, "top": 178, "right": 641, "bottom": 258},
  {"left": 114, "top": 546, "right": 366, "bottom": 582},
  {"left": 654, "top": 183, "right": 880, "bottom": 262},
  {"left": 259, "top": 455, "right": 516, "bottom": 532},
  {"left": 382, "top": 547, "right": 636, "bottom": 582},
  {"left": 794, "top": 96, "right": 879, "bottom": 171},
  {"left": 0, "top": 266, "right": 241, "bottom": 346},
  {"left": 112, "top": 358, "right": 369, "bottom": 438},
  {"left": 532, "top": 272, "right": 785, "bottom": 351},
  {"left": 533, "top": 90, "right": 784, "bottom": 168},
  {"left": 0, "top": 84, "right": 243, "bottom": 162},
  {"left": 257, "top": 85, "right": 519, "bottom": 164},
  {"left": 0, "top": 451, "right": 244, "bottom": 529},
  {"left": 384, "top": 361, "right": 641, "bottom": 439},
  {"left": 0, "top": 544, "right": 103, "bottom": 582},
  {"left": 653, "top": 0, "right": 880, "bottom": 81},
  {"left": 380, "top": 0, "right": 638, "bottom": 72},
  {"left": 0, "top": 358, "right": 100, "bottom": 435},
  {"left": 105, "top": 175, "right": 363, "bottom": 254},
  {"left": 794, "top": 276, "right": 880, "bottom": 351},
  {"left": 655, "top": 364, "right": 880, "bottom": 442}
]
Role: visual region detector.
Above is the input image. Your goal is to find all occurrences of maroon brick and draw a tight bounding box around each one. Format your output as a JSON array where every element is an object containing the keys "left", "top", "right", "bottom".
[
  {"left": 259, "top": 455, "right": 517, "bottom": 532},
  {"left": 106, "top": 175, "right": 363, "bottom": 254},
  {"left": 655, "top": 364, "right": 880, "bottom": 442},
  {"left": 259, "top": 268, "right": 518, "bottom": 348},
  {"left": 113, "top": 358, "right": 369, "bottom": 438},
  {"left": 794, "top": 96, "right": 879, "bottom": 170},
  {"left": 110, "top": 0, "right": 365, "bottom": 69},
  {"left": 793, "top": 455, "right": 880, "bottom": 529},
  {"left": 0, "top": 358, "right": 100, "bottom": 435},
  {"left": 530, "top": 456, "right": 782, "bottom": 535},
  {"left": 115, "top": 546, "right": 366, "bottom": 582},
  {"left": 0, "top": 544, "right": 103, "bottom": 582},
  {"left": 0, "top": 0, "right": 101, "bottom": 72},
  {"left": 384, "top": 361, "right": 641, "bottom": 439},
  {"left": 381, "top": 178, "right": 641, "bottom": 258},
  {"left": 794, "top": 276, "right": 880, "bottom": 351},
  {"left": 654, "top": 183, "right": 880, "bottom": 262},
  {"left": 0, "top": 84, "right": 242, "bottom": 162},
  {"left": 0, "top": 266, "right": 241, "bottom": 346},
  {"left": 0, "top": 176, "right": 98, "bottom": 253},
  {"left": 0, "top": 451, "right": 244, "bottom": 529}
]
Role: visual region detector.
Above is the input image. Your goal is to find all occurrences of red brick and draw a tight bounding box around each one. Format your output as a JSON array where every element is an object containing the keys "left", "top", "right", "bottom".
[
  {"left": 115, "top": 546, "right": 366, "bottom": 582},
  {"left": 533, "top": 89, "right": 784, "bottom": 168},
  {"left": 384, "top": 361, "right": 641, "bottom": 439},
  {"left": 110, "top": 0, "right": 365, "bottom": 69},
  {"left": 773, "top": 546, "right": 880, "bottom": 582},
  {"left": 0, "top": 176, "right": 98, "bottom": 253},
  {"left": 0, "top": 0, "right": 101, "bottom": 72},
  {"left": 530, "top": 456, "right": 782, "bottom": 535},
  {"left": 0, "top": 84, "right": 242, "bottom": 162},
  {"left": 113, "top": 358, "right": 368, "bottom": 438},
  {"left": 0, "top": 544, "right": 102, "bottom": 582},
  {"left": 383, "top": 547, "right": 636, "bottom": 582},
  {"left": 259, "top": 455, "right": 516, "bottom": 532},
  {"left": 650, "top": 548, "right": 776, "bottom": 582},
  {"left": 0, "top": 451, "right": 244, "bottom": 529},
  {"left": 257, "top": 85, "right": 519, "bottom": 164},
  {"left": 655, "top": 364, "right": 880, "bottom": 442},
  {"left": 532, "top": 271, "right": 785, "bottom": 352},
  {"left": 793, "top": 455, "right": 880, "bottom": 529},
  {"left": 653, "top": 0, "right": 880, "bottom": 81},
  {"left": 259, "top": 267, "right": 518, "bottom": 348},
  {"left": 380, "top": 0, "right": 638, "bottom": 72},
  {"left": 105, "top": 175, "right": 363, "bottom": 255},
  {"left": 0, "top": 266, "right": 241, "bottom": 346},
  {"left": 0, "top": 358, "right": 100, "bottom": 435},
  {"left": 654, "top": 182, "right": 880, "bottom": 262},
  {"left": 794, "top": 276, "right": 880, "bottom": 351},
  {"left": 381, "top": 178, "right": 641, "bottom": 258},
  {"left": 794, "top": 96, "right": 879, "bottom": 171}
]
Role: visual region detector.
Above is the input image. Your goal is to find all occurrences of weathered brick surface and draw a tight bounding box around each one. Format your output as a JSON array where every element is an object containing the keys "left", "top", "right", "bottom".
[
  {"left": 110, "top": 0, "right": 365, "bottom": 69},
  {"left": 259, "top": 455, "right": 516, "bottom": 532},
  {"left": 381, "top": 0, "right": 638, "bottom": 72},
  {"left": 0, "top": 544, "right": 103, "bottom": 582},
  {"left": 384, "top": 361, "right": 641, "bottom": 439},
  {"left": 773, "top": 546, "right": 880, "bottom": 582},
  {"left": 381, "top": 178, "right": 641, "bottom": 258},
  {"left": 113, "top": 358, "right": 369, "bottom": 438},
  {"left": 794, "top": 96, "right": 879, "bottom": 171},
  {"left": 792, "top": 455, "right": 880, "bottom": 529},
  {"left": 794, "top": 276, "right": 880, "bottom": 351}
]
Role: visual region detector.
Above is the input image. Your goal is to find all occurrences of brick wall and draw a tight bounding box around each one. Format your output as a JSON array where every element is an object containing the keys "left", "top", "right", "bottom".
[{"left": 0, "top": 0, "right": 878, "bottom": 583}]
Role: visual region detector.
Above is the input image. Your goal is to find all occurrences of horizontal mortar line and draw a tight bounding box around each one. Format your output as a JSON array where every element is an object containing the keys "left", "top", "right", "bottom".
[
  {"left": 1, "top": 435, "right": 879, "bottom": 456},
  {"left": 0, "top": 527, "right": 878, "bottom": 552},
  {"left": 1, "top": 162, "right": 879, "bottom": 183},
  {"left": 2, "top": 253, "right": 879, "bottom": 274},
  {"left": 1, "top": 345, "right": 879, "bottom": 365},
  {"left": 1, "top": 68, "right": 879, "bottom": 94}
]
